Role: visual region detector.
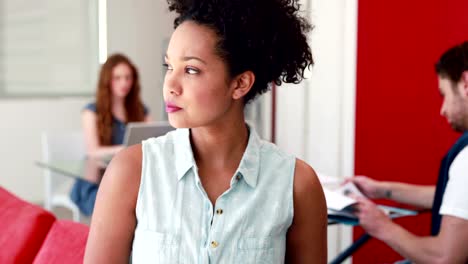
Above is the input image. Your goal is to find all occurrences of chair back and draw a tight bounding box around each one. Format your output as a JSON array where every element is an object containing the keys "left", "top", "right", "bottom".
[{"left": 41, "top": 131, "right": 86, "bottom": 221}]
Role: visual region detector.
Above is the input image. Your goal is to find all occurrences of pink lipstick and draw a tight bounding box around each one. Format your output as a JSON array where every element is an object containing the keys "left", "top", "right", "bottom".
[{"left": 165, "top": 102, "right": 182, "bottom": 113}]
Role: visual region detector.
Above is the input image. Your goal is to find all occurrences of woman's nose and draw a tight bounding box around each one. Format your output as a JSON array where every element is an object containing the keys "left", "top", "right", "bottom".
[{"left": 164, "top": 73, "right": 182, "bottom": 96}]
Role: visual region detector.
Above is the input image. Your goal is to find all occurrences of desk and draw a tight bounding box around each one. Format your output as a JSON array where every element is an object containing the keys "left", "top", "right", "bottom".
[
  {"left": 36, "top": 158, "right": 106, "bottom": 184},
  {"left": 328, "top": 206, "right": 418, "bottom": 264}
]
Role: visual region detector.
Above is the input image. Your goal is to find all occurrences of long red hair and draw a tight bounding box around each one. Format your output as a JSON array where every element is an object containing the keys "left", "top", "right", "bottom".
[{"left": 96, "top": 54, "right": 146, "bottom": 145}]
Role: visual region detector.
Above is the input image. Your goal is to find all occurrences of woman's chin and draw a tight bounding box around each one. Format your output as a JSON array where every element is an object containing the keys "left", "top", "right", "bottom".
[{"left": 167, "top": 118, "right": 188, "bottom": 129}]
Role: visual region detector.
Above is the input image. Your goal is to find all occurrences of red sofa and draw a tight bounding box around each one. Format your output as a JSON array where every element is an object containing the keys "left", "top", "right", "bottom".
[{"left": 0, "top": 186, "right": 89, "bottom": 264}]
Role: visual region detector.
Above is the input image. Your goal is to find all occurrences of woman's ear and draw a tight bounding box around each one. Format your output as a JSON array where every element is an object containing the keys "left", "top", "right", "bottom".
[{"left": 231, "top": 71, "right": 255, "bottom": 100}]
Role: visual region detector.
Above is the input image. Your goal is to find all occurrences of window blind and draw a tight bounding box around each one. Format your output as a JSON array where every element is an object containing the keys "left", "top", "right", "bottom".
[{"left": 0, "top": 0, "right": 98, "bottom": 97}]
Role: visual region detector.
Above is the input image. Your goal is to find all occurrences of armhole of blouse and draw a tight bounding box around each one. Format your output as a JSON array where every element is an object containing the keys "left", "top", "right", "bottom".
[
  {"left": 288, "top": 156, "right": 297, "bottom": 227},
  {"left": 135, "top": 141, "right": 148, "bottom": 222}
]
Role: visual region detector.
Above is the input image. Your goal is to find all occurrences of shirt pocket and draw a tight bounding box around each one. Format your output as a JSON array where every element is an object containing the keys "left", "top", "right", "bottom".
[
  {"left": 235, "top": 236, "right": 274, "bottom": 264},
  {"left": 132, "top": 228, "right": 184, "bottom": 264}
]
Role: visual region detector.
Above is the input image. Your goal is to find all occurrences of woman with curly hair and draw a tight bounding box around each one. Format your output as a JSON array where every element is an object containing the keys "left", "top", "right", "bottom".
[
  {"left": 85, "top": 0, "right": 327, "bottom": 263},
  {"left": 82, "top": 53, "right": 150, "bottom": 158}
]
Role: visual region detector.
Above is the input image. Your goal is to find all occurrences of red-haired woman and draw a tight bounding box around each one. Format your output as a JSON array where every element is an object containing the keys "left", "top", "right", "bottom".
[
  {"left": 71, "top": 54, "right": 151, "bottom": 216},
  {"left": 82, "top": 53, "right": 151, "bottom": 158}
]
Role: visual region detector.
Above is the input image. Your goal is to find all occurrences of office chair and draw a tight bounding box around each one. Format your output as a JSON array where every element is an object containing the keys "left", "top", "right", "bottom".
[{"left": 41, "top": 131, "right": 86, "bottom": 222}]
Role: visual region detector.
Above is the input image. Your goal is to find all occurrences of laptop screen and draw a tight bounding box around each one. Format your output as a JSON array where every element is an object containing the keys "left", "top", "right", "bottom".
[{"left": 123, "top": 122, "right": 175, "bottom": 146}]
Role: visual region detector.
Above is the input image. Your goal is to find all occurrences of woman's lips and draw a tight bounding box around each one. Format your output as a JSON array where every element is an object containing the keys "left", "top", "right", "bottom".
[{"left": 165, "top": 103, "right": 182, "bottom": 113}]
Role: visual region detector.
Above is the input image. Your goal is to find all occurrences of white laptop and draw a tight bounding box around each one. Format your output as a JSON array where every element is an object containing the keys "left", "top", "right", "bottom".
[{"left": 123, "top": 121, "right": 175, "bottom": 146}]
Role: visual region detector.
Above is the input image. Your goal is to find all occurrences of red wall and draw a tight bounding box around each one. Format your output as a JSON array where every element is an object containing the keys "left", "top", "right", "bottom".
[{"left": 354, "top": 0, "right": 468, "bottom": 263}]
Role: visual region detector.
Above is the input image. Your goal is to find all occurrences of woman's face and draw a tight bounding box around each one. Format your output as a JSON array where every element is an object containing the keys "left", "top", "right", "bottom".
[
  {"left": 163, "top": 21, "right": 237, "bottom": 129},
  {"left": 111, "top": 63, "right": 134, "bottom": 99}
]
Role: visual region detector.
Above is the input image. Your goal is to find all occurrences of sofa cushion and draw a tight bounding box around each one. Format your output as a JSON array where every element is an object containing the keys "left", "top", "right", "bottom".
[
  {"left": 0, "top": 187, "right": 56, "bottom": 264},
  {"left": 33, "top": 220, "right": 89, "bottom": 264}
]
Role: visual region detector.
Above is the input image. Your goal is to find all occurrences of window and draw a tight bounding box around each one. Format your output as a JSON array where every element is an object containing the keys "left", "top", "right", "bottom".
[{"left": 0, "top": 0, "right": 99, "bottom": 97}]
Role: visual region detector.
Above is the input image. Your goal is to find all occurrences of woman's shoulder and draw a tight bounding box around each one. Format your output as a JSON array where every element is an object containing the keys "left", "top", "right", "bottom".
[
  {"left": 102, "top": 144, "right": 143, "bottom": 194},
  {"left": 287, "top": 159, "right": 327, "bottom": 261},
  {"left": 291, "top": 158, "right": 327, "bottom": 228},
  {"left": 293, "top": 159, "right": 323, "bottom": 198}
]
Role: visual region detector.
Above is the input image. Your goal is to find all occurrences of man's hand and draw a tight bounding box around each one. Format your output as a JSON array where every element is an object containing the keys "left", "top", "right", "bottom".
[
  {"left": 353, "top": 196, "right": 393, "bottom": 240},
  {"left": 346, "top": 176, "right": 385, "bottom": 199}
]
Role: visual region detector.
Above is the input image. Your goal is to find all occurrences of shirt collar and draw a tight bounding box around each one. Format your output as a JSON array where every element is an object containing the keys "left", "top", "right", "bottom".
[
  {"left": 174, "top": 128, "right": 196, "bottom": 181},
  {"left": 235, "top": 126, "right": 261, "bottom": 188},
  {"left": 174, "top": 125, "right": 261, "bottom": 188}
]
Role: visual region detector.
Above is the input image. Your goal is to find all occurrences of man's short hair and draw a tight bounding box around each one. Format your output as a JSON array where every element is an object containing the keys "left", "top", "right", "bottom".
[{"left": 435, "top": 41, "right": 468, "bottom": 83}]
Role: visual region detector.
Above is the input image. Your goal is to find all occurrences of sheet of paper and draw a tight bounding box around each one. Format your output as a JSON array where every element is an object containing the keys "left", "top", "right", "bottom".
[
  {"left": 335, "top": 182, "right": 366, "bottom": 198},
  {"left": 316, "top": 172, "right": 342, "bottom": 185},
  {"left": 323, "top": 188, "right": 357, "bottom": 211}
]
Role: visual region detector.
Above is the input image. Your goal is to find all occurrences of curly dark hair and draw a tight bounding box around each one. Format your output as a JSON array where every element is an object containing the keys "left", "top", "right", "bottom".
[
  {"left": 167, "top": 0, "right": 314, "bottom": 103},
  {"left": 435, "top": 41, "right": 468, "bottom": 85}
]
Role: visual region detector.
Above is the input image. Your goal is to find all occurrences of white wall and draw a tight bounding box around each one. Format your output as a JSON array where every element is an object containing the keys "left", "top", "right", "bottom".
[
  {"left": 276, "top": 0, "right": 357, "bottom": 261},
  {"left": 107, "top": 0, "right": 175, "bottom": 121}
]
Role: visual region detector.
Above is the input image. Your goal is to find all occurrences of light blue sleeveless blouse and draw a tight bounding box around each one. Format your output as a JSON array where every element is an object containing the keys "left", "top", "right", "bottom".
[{"left": 132, "top": 126, "right": 295, "bottom": 263}]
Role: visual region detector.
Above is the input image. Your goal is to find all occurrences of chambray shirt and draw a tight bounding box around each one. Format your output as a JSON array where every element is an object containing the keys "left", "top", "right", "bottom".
[{"left": 132, "top": 126, "right": 295, "bottom": 263}]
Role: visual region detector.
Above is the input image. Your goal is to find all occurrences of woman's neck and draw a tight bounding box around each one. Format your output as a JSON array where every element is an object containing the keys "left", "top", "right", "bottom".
[{"left": 190, "top": 119, "right": 249, "bottom": 170}]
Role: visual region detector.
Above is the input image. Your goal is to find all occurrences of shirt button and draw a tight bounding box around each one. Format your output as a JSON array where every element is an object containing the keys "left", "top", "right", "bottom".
[
  {"left": 216, "top": 209, "right": 223, "bottom": 215},
  {"left": 211, "top": 241, "right": 219, "bottom": 248}
]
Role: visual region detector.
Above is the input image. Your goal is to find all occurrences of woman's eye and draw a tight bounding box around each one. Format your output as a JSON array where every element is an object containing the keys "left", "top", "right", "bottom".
[
  {"left": 186, "top": 67, "right": 199, "bottom": 75},
  {"left": 162, "top": 63, "right": 173, "bottom": 71}
]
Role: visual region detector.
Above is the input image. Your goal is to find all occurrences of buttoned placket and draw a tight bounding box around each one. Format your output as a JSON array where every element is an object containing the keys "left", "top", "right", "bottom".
[
  {"left": 209, "top": 171, "right": 244, "bottom": 257},
  {"left": 194, "top": 170, "right": 243, "bottom": 263}
]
